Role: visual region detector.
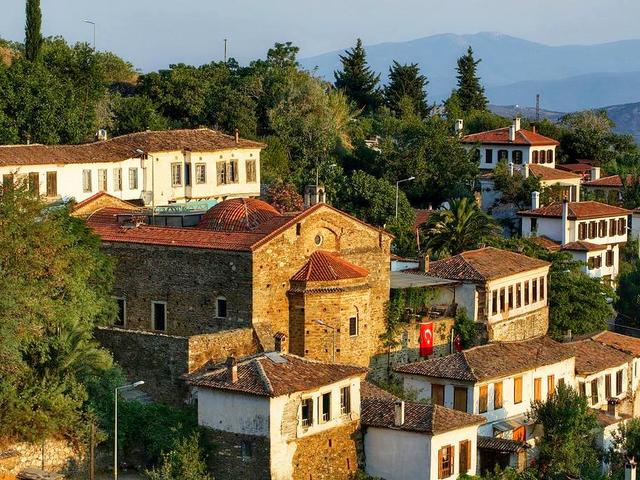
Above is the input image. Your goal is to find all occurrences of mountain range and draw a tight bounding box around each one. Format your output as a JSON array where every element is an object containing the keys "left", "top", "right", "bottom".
[{"left": 300, "top": 32, "right": 640, "bottom": 112}]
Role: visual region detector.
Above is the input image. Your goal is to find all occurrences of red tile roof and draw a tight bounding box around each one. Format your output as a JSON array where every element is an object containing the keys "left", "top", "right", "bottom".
[
  {"left": 591, "top": 331, "right": 640, "bottom": 357},
  {"left": 583, "top": 175, "right": 625, "bottom": 188},
  {"left": 186, "top": 353, "right": 366, "bottom": 397},
  {"left": 72, "top": 191, "right": 138, "bottom": 213},
  {"left": 290, "top": 251, "right": 369, "bottom": 282},
  {"left": 557, "top": 164, "right": 593, "bottom": 174},
  {"left": 462, "top": 127, "right": 559, "bottom": 147},
  {"left": 361, "top": 398, "right": 485, "bottom": 434},
  {"left": 197, "top": 198, "right": 282, "bottom": 232},
  {"left": 531, "top": 236, "right": 561, "bottom": 251},
  {"left": 519, "top": 201, "right": 630, "bottom": 220},
  {"left": 0, "top": 128, "right": 265, "bottom": 167},
  {"left": 528, "top": 164, "right": 581, "bottom": 181},
  {"left": 414, "top": 209, "right": 435, "bottom": 230},
  {"left": 561, "top": 241, "right": 607, "bottom": 252},
  {"left": 395, "top": 336, "right": 571, "bottom": 383},
  {"left": 565, "top": 339, "right": 632, "bottom": 375},
  {"left": 426, "top": 247, "right": 549, "bottom": 282}
]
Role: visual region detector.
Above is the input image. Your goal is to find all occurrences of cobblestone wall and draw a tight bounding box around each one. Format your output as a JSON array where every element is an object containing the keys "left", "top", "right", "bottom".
[{"left": 0, "top": 438, "right": 81, "bottom": 476}]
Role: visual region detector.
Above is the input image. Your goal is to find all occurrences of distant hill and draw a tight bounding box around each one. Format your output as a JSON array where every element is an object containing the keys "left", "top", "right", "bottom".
[
  {"left": 489, "top": 105, "right": 564, "bottom": 122},
  {"left": 301, "top": 32, "right": 640, "bottom": 111}
]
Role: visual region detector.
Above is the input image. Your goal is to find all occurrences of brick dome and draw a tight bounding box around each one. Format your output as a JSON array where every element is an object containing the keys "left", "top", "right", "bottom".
[{"left": 197, "top": 198, "right": 282, "bottom": 232}]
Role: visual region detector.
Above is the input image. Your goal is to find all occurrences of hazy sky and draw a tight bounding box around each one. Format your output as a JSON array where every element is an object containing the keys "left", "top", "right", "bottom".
[{"left": 1, "top": 0, "right": 639, "bottom": 71}]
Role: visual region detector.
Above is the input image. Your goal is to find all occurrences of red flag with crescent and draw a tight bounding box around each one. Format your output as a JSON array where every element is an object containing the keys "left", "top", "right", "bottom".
[
  {"left": 454, "top": 334, "right": 462, "bottom": 353},
  {"left": 419, "top": 323, "right": 434, "bottom": 357}
]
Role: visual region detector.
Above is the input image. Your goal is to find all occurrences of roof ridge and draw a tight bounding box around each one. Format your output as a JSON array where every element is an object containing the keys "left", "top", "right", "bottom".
[
  {"left": 460, "top": 351, "right": 479, "bottom": 381},
  {"left": 459, "top": 254, "right": 485, "bottom": 281},
  {"left": 255, "top": 359, "right": 274, "bottom": 395}
]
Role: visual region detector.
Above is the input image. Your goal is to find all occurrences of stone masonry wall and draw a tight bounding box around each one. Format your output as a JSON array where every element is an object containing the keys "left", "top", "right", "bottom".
[
  {"left": 187, "top": 329, "right": 260, "bottom": 372},
  {"left": 488, "top": 306, "right": 549, "bottom": 342},
  {"left": 202, "top": 429, "right": 270, "bottom": 480},
  {"left": 105, "top": 243, "right": 253, "bottom": 336},
  {"left": 0, "top": 438, "right": 81, "bottom": 476}
]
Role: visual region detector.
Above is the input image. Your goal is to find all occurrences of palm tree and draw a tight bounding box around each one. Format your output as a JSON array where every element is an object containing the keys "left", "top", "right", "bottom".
[{"left": 422, "top": 197, "right": 500, "bottom": 257}]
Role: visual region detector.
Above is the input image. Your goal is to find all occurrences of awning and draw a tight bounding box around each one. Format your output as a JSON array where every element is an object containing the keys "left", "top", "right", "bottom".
[
  {"left": 478, "top": 436, "right": 528, "bottom": 454},
  {"left": 492, "top": 419, "right": 521, "bottom": 432}
]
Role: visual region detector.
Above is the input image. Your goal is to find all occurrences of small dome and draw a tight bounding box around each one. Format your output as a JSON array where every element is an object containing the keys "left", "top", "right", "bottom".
[{"left": 197, "top": 198, "right": 281, "bottom": 232}]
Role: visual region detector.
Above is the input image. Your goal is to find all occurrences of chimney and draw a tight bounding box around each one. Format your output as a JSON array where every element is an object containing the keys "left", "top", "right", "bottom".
[
  {"left": 509, "top": 125, "right": 516, "bottom": 142},
  {"left": 508, "top": 161, "right": 514, "bottom": 176},
  {"left": 625, "top": 458, "right": 637, "bottom": 480},
  {"left": 454, "top": 119, "right": 464, "bottom": 136},
  {"left": 561, "top": 198, "right": 569, "bottom": 245},
  {"left": 532, "top": 125, "right": 537, "bottom": 134},
  {"left": 234, "top": 128, "right": 239, "bottom": 145},
  {"left": 226, "top": 355, "right": 238, "bottom": 383},
  {"left": 523, "top": 163, "right": 530, "bottom": 179},
  {"left": 419, "top": 254, "right": 430, "bottom": 273},
  {"left": 394, "top": 400, "right": 405, "bottom": 427},
  {"left": 607, "top": 398, "right": 620, "bottom": 419},
  {"left": 274, "top": 332, "right": 287, "bottom": 353},
  {"left": 96, "top": 129, "right": 108, "bottom": 141},
  {"left": 591, "top": 166, "right": 601, "bottom": 182},
  {"left": 514, "top": 117, "right": 521, "bottom": 132},
  {"left": 531, "top": 191, "right": 540, "bottom": 210}
]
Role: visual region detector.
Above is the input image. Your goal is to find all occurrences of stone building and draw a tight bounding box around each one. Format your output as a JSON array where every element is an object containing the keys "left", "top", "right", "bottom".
[{"left": 186, "top": 352, "right": 367, "bottom": 480}]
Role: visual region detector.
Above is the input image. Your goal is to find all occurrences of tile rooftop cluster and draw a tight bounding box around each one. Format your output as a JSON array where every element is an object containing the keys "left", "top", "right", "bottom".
[
  {"left": 461, "top": 127, "right": 560, "bottom": 146},
  {"left": 519, "top": 201, "right": 630, "bottom": 219},
  {"left": 528, "top": 164, "right": 582, "bottom": 181}
]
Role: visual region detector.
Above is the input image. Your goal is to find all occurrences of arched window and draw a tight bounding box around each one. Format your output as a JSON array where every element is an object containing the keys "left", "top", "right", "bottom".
[
  {"left": 216, "top": 296, "right": 227, "bottom": 318},
  {"left": 547, "top": 150, "right": 554, "bottom": 164},
  {"left": 498, "top": 150, "right": 509, "bottom": 162},
  {"left": 532, "top": 151, "right": 539, "bottom": 164},
  {"left": 512, "top": 150, "right": 523, "bottom": 165}
]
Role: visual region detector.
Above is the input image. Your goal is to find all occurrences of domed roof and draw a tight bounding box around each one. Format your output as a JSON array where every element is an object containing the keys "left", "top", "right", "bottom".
[{"left": 197, "top": 198, "right": 282, "bottom": 232}]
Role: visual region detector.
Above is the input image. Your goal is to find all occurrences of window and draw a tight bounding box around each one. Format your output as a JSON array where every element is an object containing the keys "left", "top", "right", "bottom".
[
  {"left": 432, "top": 384, "right": 445, "bottom": 406},
  {"left": 512, "top": 150, "right": 523, "bottom": 164},
  {"left": 606, "top": 250, "right": 615, "bottom": 267},
  {"left": 531, "top": 218, "right": 538, "bottom": 234},
  {"left": 321, "top": 392, "right": 331, "bottom": 423},
  {"left": 498, "top": 150, "right": 509, "bottom": 162},
  {"left": 3, "top": 173, "right": 14, "bottom": 186},
  {"left": 532, "top": 278, "right": 538, "bottom": 303},
  {"left": 195, "top": 164, "right": 206, "bottom": 184},
  {"left": 485, "top": 149, "right": 493, "bottom": 164},
  {"left": 171, "top": 163, "right": 182, "bottom": 186},
  {"left": 184, "top": 163, "right": 191, "bottom": 187},
  {"left": 98, "top": 169, "right": 108, "bottom": 191},
  {"left": 589, "top": 255, "right": 602, "bottom": 270},
  {"left": 591, "top": 379, "right": 599, "bottom": 405},
  {"left": 605, "top": 374, "right": 612, "bottom": 399},
  {"left": 216, "top": 161, "right": 227, "bottom": 185},
  {"left": 227, "top": 160, "right": 239, "bottom": 183},
  {"left": 438, "top": 445, "right": 454, "bottom": 479},
  {"left": 547, "top": 149, "right": 554, "bottom": 163},
  {"left": 216, "top": 297, "right": 227, "bottom": 318},
  {"left": 492, "top": 290, "right": 498, "bottom": 315},
  {"left": 616, "top": 370, "right": 623, "bottom": 396},
  {"left": 113, "top": 168, "right": 122, "bottom": 191},
  {"left": 508, "top": 286, "right": 514, "bottom": 309},
  {"left": 349, "top": 316, "right": 358, "bottom": 336},
  {"left": 588, "top": 221, "right": 597, "bottom": 239},
  {"left": 618, "top": 218, "right": 627, "bottom": 236},
  {"left": 27, "top": 172, "right": 39, "bottom": 194},
  {"left": 114, "top": 298, "right": 126, "bottom": 327},
  {"left": 82, "top": 170, "right": 92, "bottom": 192},
  {"left": 598, "top": 220, "right": 607, "bottom": 238},
  {"left": 524, "top": 281, "right": 530, "bottom": 306},
  {"left": 547, "top": 375, "right": 555, "bottom": 398},
  {"left": 479, "top": 385, "right": 488, "bottom": 413},
  {"left": 129, "top": 168, "right": 139, "bottom": 190},
  {"left": 500, "top": 288, "right": 506, "bottom": 313},
  {"left": 532, "top": 151, "right": 539, "bottom": 164},
  {"left": 459, "top": 440, "right": 471, "bottom": 475},
  {"left": 516, "top": 283, "right": 522, "bottom": 308},
  {"left": 301, "top": 397, "right": 313, "bottom": 427},
  {"left": 540, "top": 277, "right": 545, "bottom": 300},
  {"left": 610, "top": 219, "right": 617, "bottom": 237},
  {"left": 578, "top": 222, "right": 587, "bottom": 240},
  {"left": 340, "top": 386, "right": 351, "bottom": 415},
  {"left": 46, "top": 171, "right": 57, "bottom": 197},
  {"left": 246, "top": 159, "right": 257, "bottom": 183},
  {"left": 494, "top": 381, "right": 503, "bottom": 409},
  {"left": 534, "top": 378, "right": 542, "bottom": 401},
  {"left": 514, "top": 376, "right": 523, "bottom": 404},
  {"left": 151, "top": 301, "right": 166, "bottom": 332},
  {"left": 454, "top": 387, "right": 467, "bottom": 412},
  {"left": 579, "top": 382, "right": 586, "bottom": 397}
]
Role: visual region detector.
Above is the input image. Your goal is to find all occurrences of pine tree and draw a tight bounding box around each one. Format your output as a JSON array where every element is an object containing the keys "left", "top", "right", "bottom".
[
  {"left": 454, "top": 46, "right": 488, "bottom": 113},
  {"left": 384, "top": 61, "right": 430, "bottom": 118},
  {"left": 25, "top": 0, "right": 43, "bottom": 61},
  {"left": 334, "top": 38, "right": 382, "bottom": 114}
]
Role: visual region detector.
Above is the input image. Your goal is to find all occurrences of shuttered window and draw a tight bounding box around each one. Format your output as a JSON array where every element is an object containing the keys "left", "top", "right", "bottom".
[
  {"left": 432, "top": 384, "right": 445, "bottom": 406},
  {"left": 459, "top": 440, "right": 471, "bottom": 474},
  {"left": 195, "top": 164, "right": 206, "bottom": 184},
  {"left": 605, "top": 374, "right": 612, "bottom": 399},
  {"left": 534, "top": 378, "right": 542, "bottom": 402},
  {"left": 616, "top": 370, "right": 624, "bottom": 396},
  {"left": 217, "top": 161, "right": 227, "bottom": 185},
  {"left": 578, "top": 222, "right": 587, "bottom": 240},
  {"left": 113, "top": 168, "right": 122, "bottom": 191},
  {"left": 618, "top": 218, "right": 627, "bottom": 236},
  {"left": 82, "top": 170, "right": 92, "bottom": 192},
  {"left": 610, "top": 219, "right": 617, "bottom": 236},
  {"left": 591, "top": 379, "right": 599, "bottom": 405},
  {"left": 547, "top": 375, "right": 555, "bottom": 398},
  {"left": 46, "top": 171, "right": 57, "bottom": 196},
  {"left": 454, "top": 387, "right": 467, "bottom": 412},
  {"left": 28, "top": 172, "right": 39, "bottom": 194},
  {"left": 494, "top": 381, "right": 503, "bottom": 409},
  {"left": 599, "top": 220, "right": 607, "bottom": 238},
  {"left": 479, "top": 385, "right": 488, "bottom": 413},
  {"left": 246, "top": 159, "right": 257, "bottom": 183},
  {"left": 438, "top": 445, "right": 454, "bottom": 479},
  {"left": 514, "top": 376, "right": 523, "bottom": 404},
  {"left": 98, "top": 169, "right": 108, "bottom": 191}
]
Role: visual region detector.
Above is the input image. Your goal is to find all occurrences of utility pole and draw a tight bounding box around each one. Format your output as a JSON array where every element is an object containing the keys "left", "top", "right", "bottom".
[
  {"left": 224, "top": 38, "right": 227, "bottom": 62},
  {"left": 83, "top": 20, "right": 96, "bottom": 51},
  {"left": 536, "top": 94, "right": 540, "bottom": 122}
]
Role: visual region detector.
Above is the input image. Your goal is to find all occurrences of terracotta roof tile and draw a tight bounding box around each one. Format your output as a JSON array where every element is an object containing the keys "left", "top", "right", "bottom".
[
  {"left": 565, "top": 339, "right": 631, "bottom": 375},
  {"left": 531, "top": 236, "right": 561, "bottom": 251},
  {"left": 0, "top": 128, "right": 265, "bottom": 167},
  {"left": 561, "top": 241, "right": 607, "bottom": 252},
  {"left": 361, "top": 398, "right": 485, "bottom": 434},
  {"left": 395, "top": 336, "right": 571, "bottom": 383},
  {"left": 414, "top": 209, "right": 435, "bottom": 230},
  {"left": 426, "top": 247, "right": 550, "bottom": 282},
  {"left": 290, "top": 251, "right": 369, "bottom": 282},
  {"left": 462, "top": 128, "right": 559, "bottom": 147},
  {"left": 519, "top": 201, "right": 630, "bottom": 220},
  {"left": 584, "top": 175, "right": 625, "bottom": 188},
  {"left": 360, "top": 381, "right": 400, "bottom": 401},
  {"left": 197, "top": 198, "right": 282, "bottom": 232},
  {"left": 557, "top": 163, "right": 593, "bottom": 174},
  {"left": 477, "top": 436, "right": 527, "bottom": 453},
  {"left": 528, "top": 164, "right": 582, "bottom": 181},
  {"left": 186, "top": 353, "right": 367, "bottom": 397},
  {"left": 592, "top": 331, "right": 640, "bottom": 357}
]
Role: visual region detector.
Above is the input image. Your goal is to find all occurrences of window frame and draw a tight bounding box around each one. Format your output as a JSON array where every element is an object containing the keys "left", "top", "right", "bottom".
[
  {"left": 454, "top": 386, "right": 468, "bottom": 412},
  {"left": 320, "top": 391, "right": 332, "bottom": 423},
  {"left": 514, "top": 376, "right": 523, "bottom": 404},
  {"left": 171, "top": 163, "right": 183, "bottom": 186},
  {"left": 494, "top": 381, "right": 503, "bottom": 409},
  {"left": 438, "top": 445, "right": 454, "bottom": 479},
  {"left": 46, "top": 171, "right": 57, "bottom": 197},
  {"left": 605, "top": 374, "right": 612, "bottom": 399},
  {"left": 349, "top": 316, "right": 358, "bottom": 337},
  {"left": 591, "top": 379, "right": 599, "bottom": 405},
  {"left": 616, "top": 370, "right": 623, "bottom": 396},
  {"left": 151, "top": 301, "right": 167, "bottom": 332},
  {"left": 113, "top": 168, "right": 122, "bottom": 192},
  {"left": 432, "top": 384, "right": 445, "bottom": 406},
  {"left": 459, "top": 440, "right": 471, "bottom": 475},
  {"left": 301, "top": 397, "right": 314, "bottom": 428},
  {"left": 246, "top": 159, "right": 257, "bottom": 183},
  {"left": 479, "top": 385, "right": 488, "bottom": 413},
  {"left": 216, "top": 296, "right": 228, "bottom": 319},
  {"left": 195, "top": 163, "right": 207, "bottom": 184},
  {"left": 547, "top": 375, "right": 555, "bottom": 399},
  {"left": 114, "top": 297, "right": 126, "bottom": 327},
  {"left": 534, "top": 377, "right": 542, "bottom": 402},
  {"left": 82, "top": 169, "right": 93, "bottom": 193},
  {"left": 129, "top": 167, "right": 139, "bottom": 190},
  {"left": 98, "top": 168, "right": 108, "bottom": 191},
  {"left": 340, "top": 386, "right": 351, "bottom": 415}
]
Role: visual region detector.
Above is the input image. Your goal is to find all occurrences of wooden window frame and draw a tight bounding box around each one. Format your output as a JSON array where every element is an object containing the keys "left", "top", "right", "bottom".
[
  {"left": 129, "top": 167, "right": 139, "bottom": 190},
  {"left": 534, "top": 377, "right": 542, "bottom": 402},
  {"left": 432, "top": 384, "right": 445, "bottom": 406},
  {"left": 438, "top": 445, "right": 454, "bottom": 479},
  {"left": 547, "top": 375, "right": 555, "bottom": 399},
  {"left": 320, "top": 391, "right": 332, "bottom": 423},
  {"left": 246, "top": 159, "right": 257, "bottom": 183},
  {"left": 459, "top": 440, "right": 471, "bottom": 475},
  {"left": 301, "top": 397, "right": 314, "bottom": 427},
  {"left": 479, "top": 385, "right": 488, "bottom": 413},
  {"left": 46, "top": 171, "right": 57, "bottom": 197},
  {"left": 349, "top": 316, "right": 358, "bottom": 336},
  {"left": 591, "top": 379, "right": 599, "bottom": 405},
  {"left": 514, "top": 376, "right": 523, "bottom": 404},
  {"left": 494, "top": 381, "right": 503, "bottom": 409},
  {"left": 195, "top": 163, "right": 207, "bottom": 184},
  {"left": 340, "top": 386, "right": 351, "bottom": 415},
  {"left": 113, "top": 168, "right": 122, "bottom": 191},
  {"left": 616, "top": 370, "right": 623, "bottom": 396},
  {"left": 454, "top": 387, "right": 467, "bottom": 412},
  {"left": 82, "top": 169, "right": 93, "bottom": 193},
  {"left": 171, "top": 163, "right": 182, "bottom": 186}
]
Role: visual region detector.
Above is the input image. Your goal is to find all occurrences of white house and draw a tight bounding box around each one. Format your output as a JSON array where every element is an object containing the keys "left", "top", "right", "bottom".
[
  {"left": 0, "top": 128, "right": 264, "bottom": 206},
  {"left": 461, "top": 118, "right": 560, "bottom": 171},
  {"left": 519, "top": 198, "right": 630, "bottom": 283},
  {"left": 187, "top": 352, "right": 366, "bottom": 480},
  {"left": 409, "top": 247, "right": 551, "bottom": 342}
]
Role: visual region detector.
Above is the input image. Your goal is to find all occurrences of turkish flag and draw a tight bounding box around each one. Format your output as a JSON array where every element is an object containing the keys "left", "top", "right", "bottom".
[
  {"left": 419, "top": 323, "right": 434, "bottom": 357},
  {"left": 454, "top": 334, "right": 462, "bottom": 353}
]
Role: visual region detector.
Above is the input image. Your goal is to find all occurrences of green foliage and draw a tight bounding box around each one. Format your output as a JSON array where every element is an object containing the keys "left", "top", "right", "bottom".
[
  {"left": 453, "top": 47, "right": 488, "bottom": 114},
  {"left": 384, "top": 61, "right": 430, "bottom": 118},
  {"left": 334, "top": 38, "right": 383, "bottom": 114},
  {"left": 622, "top": 174, "right": 640, "bottom": 209},
  {"left": 492, "top": 160, "right": 542, "bottom": 209},
  {"left": 608, "top": 418, "right": 640, "bottom": 476},
  {"left": 528, "top": 383, "right": 601, "bottom": 479},
  {"left": 421, "top": 197, "right": 500, "bottom": 257},
  {"left": 111, "top": 95, "right": 168, "bottom": 136},
  {"left": 617, "top": 257, "right": 640, "bottom": 325},
  {"left": 478, "top": 466, "right": 538, "bottom": 480},
  {"left": 25, "top": 0, "right": 42, "bottom": 62},
  {"left": 454, "top": 307, "right": 478, "bottom": 349},
  {"left": 146, "top": 432, "right": 213, "bottom": 480},
  {"left": 264, "top": 182, "right": 304, "bottom": 213}
]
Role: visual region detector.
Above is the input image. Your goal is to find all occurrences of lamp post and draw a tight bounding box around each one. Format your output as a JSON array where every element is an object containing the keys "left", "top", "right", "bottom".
[
  {"left": 313, "top": 319, "right": 336, "bottom": 363},
  {"left": 83, "top": 20, "right": 96, "bottom": 51},
  {"left": 135, "top": 149, "right": 156, "bottom": 225},
  {"left": 395, "top": 176, "right": 415, "bottom": 218},
  {"left": 114, "top": 381, "right": 144, "bottom": 480}
]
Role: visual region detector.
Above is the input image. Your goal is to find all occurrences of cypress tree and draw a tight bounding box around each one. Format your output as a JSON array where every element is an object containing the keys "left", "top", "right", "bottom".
[
  {"left": 455, "top": 46, "right": 488, "bottom": 113},
  {"left": 334, "top": 38, "right": 382, "bottom": 114},
  {"left": 384, "top": 61, "right": 430, "bottom": 118},
  {"left": 25, "top": 0, "right": 43, "bottom": 61}
]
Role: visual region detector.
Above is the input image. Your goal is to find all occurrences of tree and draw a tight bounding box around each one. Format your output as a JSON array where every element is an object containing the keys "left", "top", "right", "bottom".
[
  {"left": 492, "top": 160, "right": 542, "bottom": 209},
  {"left": 421, "top": 197, "right": 500, "bottom": 257},
  {"left": 25, "top": 0, "right": 43, "bottom": 62},
  {"left": 622, "top": 174, "right": 640, "bottom": 209},
  {"left": 384, "top": 61, "right": 429, "bottom": 118},
  {"left": 146, "top": 433, "right": 213, "bottom": 480},
  {"left": 609, "top": 418, "right": 640, "bottom": 476},
  {"left": 454, "top": 47, "right": 487, "bottom": 113},
  {"left": 264, "top": 182, "right": 304, "bottom": 213},
  {"left": 334, "top": 39, "right": 382, "bottom": 114},
  {"left": 112, "top": 95, "right": 167, "bottom": 136},
  {"left": 528, "top": 383, "right": 601, "bottom": 479},
  {"left": 617, "top": 258, "right": 640, "bottom": 325}
]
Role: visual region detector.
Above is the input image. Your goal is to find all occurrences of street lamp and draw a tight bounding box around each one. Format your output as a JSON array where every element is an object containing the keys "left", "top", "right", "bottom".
[
  {"left": 83, "top": 20, "right": 96, "bottom": 51},
  {"left": 313, "top": 319, "right": 336, "bottom": 363},
  {"left": 135, "top": 149, "right": 156, "bottom": 225},
  {"left": 396, "top": 176, "right": 415, "bottom": 218},
  {"left": 114, "top": 381, "right": 144, "bottom": 480}
]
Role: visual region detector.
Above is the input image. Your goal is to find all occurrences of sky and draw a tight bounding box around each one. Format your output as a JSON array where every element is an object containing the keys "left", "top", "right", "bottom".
[{"left": 1, "top": 0, "right": 639, "bottom": 71}]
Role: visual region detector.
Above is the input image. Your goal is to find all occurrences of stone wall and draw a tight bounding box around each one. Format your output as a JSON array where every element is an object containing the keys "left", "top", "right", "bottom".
[
  {"left": 187, "top": 329, "right": 260, "bottom": 372},
  {"left": 105, "top": 243, "right": 253, "bottom": 336},
  {"left": 202, "top": 429, "right": 270, "bottom": 480},
  {"left": 488, "top": 306, "right": 549, "bottom": 342},
  {"left": 0, "top": 438, "right": 81, "bottom": 476}
]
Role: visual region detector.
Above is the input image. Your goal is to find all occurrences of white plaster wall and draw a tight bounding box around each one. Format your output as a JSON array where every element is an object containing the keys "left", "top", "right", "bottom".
[
  {"left": 522, "top": 217, "right": 564, "bottom": 240},
  {"left": 197, "top": 388, "right": 270, "bottom": 436},
  {"left": 404, "top": 374, "right": 475, "bottom": 412},
  {"left": 364, "top": 428, "right": 430, "bottom": 480},
  {"left": 479, "top": 178, "right": 502, "bottom": 211},
  {"left": 472, "top": 144, "right": 556, "bottom": 171},
  {"left": 455, "top": 283, "right": 479, "bottom": 323},
  {"left": 430, "top": 425, "right": 481, "bottom": 479},
  {"left": 575, "top": 363, "right": 629, "bottom": 410},
  {"left": 485, "top": 267, "right": 549, "bottom": 323},
  {"left": 571, "top": 216, "right": 629, "bottom": 246}
]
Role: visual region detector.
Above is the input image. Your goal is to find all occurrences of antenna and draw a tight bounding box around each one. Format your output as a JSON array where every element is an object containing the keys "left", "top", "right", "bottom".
[
  {"left": 536, "top": 94, "right": 540, "bottom": 122},
  {"left": 224, "top": 38, "right": 228, "bottom": 62}
]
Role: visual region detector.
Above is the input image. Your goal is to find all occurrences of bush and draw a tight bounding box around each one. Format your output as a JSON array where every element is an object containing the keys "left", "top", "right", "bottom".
[{"left": 146, "top": 432, "right": 213, "bottom": 480}]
